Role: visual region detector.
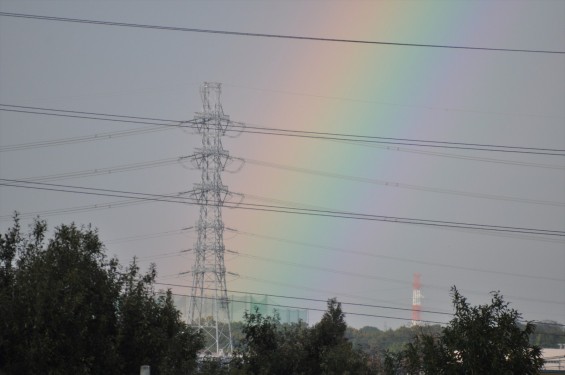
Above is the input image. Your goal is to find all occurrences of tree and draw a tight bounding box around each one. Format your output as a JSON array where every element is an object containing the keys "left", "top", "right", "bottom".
[
  {"left": 308, "top": 298, "right": 371, "bottom": 375},
  {"left": 2, "top": 219, "right": 121, "bottom": 374},
  {"left": 392, "top": 287, "right": 544, "bottom": 374},
  {"left": 0, "top": 214, "right": 22, "bottom": 370},
  {"left": 235, "top": 308, "right": 308, "bottom": 374},
  {"left": 235, "top": 299, "right": 374, "bottom": 375},
  {"left": 346, "top": 324, "right": 443, "bottom": 357},
  {"left": 116, "top": 259, "right": 203, "bottom": 374},
  {"left": 0, "top": 216, "right": 203, "bottom": 374}
]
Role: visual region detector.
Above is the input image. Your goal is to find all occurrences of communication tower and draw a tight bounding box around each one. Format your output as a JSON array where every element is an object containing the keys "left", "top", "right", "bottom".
[
  {"left": 187, "top": 82, "right": 235, "bottom": 355},
  {"left": 411, "top": 273, "right": 422, "bottom": 326}
]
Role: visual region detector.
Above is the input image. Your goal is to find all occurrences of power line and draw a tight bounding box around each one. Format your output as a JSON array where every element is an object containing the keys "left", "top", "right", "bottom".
[
  {"left": 70, "top": 223, "right": 564, "bottom": 285},
  {"left": 2, "top": 186, "right": 563, "bottom": 244},
  {"left": 3, "top": 105, "right": 564, "bottom": 156},
  {"left": 166, "top": 291, "right": 449, "bottom": 326},
  {"left": 137, "top": 249, "right": 192, "bottom": 262},
  {"left": 159, "top": 257, "right": 565, "bottom": 323},
  {"left": 1, "top": 179, "right": 564, "bottom": 237},
  {"left": 244, "top": 158, "right": 565, "bottom": 207},
  {"left": 0, "top": 110, "right": 176, "bottom": 152},
  {"left": 155, "top": 281, "right": 452, "bottom": 316},
  {"left": 0, "top": 190, "right": 279, "bottom": 222},
  {"left": 235, "top": 275, "right": 417, "bottom": 314},
  {"left": 4, "top": 105, "right": 564, "bottom": 167},
  {"left": 0, "top": 104, "right": 181, "bottom": 123},
  {"left": 18, "top": 157, "right": 183, "bottom": 182},
  {"left": 8, "top": 150, "right": 561, "bottom": 206},
  {"left": 229, "top": 250, "right": 565, "bottom": 306},
  {"left": 0, "top": 125, "right": 172, "bottom": 152},
  {"left": 235, "top": 251, "right": 425, "bottom": 288},
  {"left": 6, "top": 211, "right": 554, "bottom": 310},
  {"left": 4, "top": 197, "right": 558, "bottom": 286},
  {"left": 0, "top": 108, "right": 183, "bottom": 129},
  {"left": 231, "top": 126, "right": 565, "bottom": 156},
  {"left": 0, "top": 194, "right": 176, "bottom": 222},
  {"left": 232, "top": 229, "right": 565, "bottom": 283},
  {"left": 223, "top": 83, "right": 565, "bottom": 120},
  {"left": 235, "top": 275, "right": 565, "bottom": 326},
  {"left": 345, "top": 140, "right": 565, "bottom": 170},
  {"left": 154, "top": 282, "right": 565, "bottom": 330},
  {"left": 1, "top": 12, "right": 563, "bottom": 54},
  {"left": 106, "top": 227, "right": 193, "bottom": 245}
]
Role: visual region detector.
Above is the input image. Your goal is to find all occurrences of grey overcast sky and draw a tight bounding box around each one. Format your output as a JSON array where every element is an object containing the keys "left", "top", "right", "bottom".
[{"left": 0, "top": 0, "right": 564, "bottom": 328}]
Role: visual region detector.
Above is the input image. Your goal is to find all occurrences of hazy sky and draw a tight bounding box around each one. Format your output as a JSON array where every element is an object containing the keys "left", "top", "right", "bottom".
[{"left": 1, "top": 0, "right": 563, "bottom": 329}]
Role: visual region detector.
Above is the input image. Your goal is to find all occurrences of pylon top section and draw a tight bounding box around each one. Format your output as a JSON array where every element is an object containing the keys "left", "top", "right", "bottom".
[
  {"left": 412, "top": 273, "right": 421, "bottom": 290},
  {"left": 194, "top": 82, "right": 231, "bottom": 136},
  {"left": 200, "top": 82, "right": 224, "bottom": 116}
]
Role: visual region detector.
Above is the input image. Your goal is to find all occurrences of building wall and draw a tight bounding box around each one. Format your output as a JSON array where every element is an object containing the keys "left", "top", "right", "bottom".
[{"left": 541, "top": 348, "right": 565, "bottom": 372}]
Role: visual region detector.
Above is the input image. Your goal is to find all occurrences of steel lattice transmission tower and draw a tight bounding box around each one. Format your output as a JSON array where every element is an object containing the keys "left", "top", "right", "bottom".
[{"left": 188, "top": 82, "right": 235, "bottom": 355}]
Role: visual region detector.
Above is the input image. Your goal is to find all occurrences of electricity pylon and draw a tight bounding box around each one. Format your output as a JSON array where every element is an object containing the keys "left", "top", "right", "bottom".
[{"left": 187, "top": 82, "right": 235, "bottom": 355}]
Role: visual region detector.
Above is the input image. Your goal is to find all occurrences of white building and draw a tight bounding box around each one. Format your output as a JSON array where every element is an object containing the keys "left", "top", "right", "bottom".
[{"left": 542, "top": 347, "right": 565, "bottom": 372}]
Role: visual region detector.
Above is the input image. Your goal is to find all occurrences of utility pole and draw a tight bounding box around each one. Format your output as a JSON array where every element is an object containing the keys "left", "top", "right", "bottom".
[{"left": 188, "top": 82, "right": 234, "bottom": 355}]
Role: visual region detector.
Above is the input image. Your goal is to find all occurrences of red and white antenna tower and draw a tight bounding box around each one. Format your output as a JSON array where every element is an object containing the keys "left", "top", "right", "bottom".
[{"left": 411, "top": 273, "right": 422, "bottom": 326}]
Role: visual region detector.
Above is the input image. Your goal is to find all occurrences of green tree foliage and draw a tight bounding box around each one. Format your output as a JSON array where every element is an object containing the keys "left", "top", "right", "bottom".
[
  {"left": 234, "top": 298, "right": 374, "bottom": 375},
  {"left": 390, "top": 287, "right": 544, "bottom": 374},
  {"left": 346, "top": 325, "right": 443, "bottom": 356},
  {"left": 0, "top": 214, "right": 23, "bottom": 370},
  {"left": 234, "top": 309, "right": 308, "bottom": 374},
  {"left": 1, "top": 217, "right": 121, "bottom": 373},
  {"left": 308, "top": 299, "right": 369, "bottom": 374},
  {"left": 116, "top": 260, "right": 204, "bottom": 374},
  {"left": 0, "top": 216, "right": 203, "bottom": 374}
]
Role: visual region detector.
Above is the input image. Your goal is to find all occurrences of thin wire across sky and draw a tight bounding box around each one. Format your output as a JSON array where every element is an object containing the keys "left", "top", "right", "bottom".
[
  {"left": 2, "top": 105, "right": 564, "bottom": 156},
  {"left": 2, "top": 179, "right": 563, "bottom": 237},
  {"left": 1, "top": 12, "right": 564, "bottom": 54}
]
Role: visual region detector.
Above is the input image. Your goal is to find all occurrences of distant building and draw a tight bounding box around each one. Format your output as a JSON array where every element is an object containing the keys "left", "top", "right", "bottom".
[
  {"left": 542, "top": 347, "right": 565, "bottom": 373},
  {"left": 230, "top": 294, "right": 309, "bottom": 324}
]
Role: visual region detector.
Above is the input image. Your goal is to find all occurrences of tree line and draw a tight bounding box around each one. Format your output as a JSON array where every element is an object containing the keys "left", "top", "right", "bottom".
[
  {"left": 0, "top": 216, "right": 203, "bottom": 374},
  {"left": 1, "top": 216, "right": 552, "bottom": 374}
]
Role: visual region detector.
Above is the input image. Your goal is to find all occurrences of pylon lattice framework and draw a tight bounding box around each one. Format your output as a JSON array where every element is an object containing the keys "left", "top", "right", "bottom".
[{"left": 188, "top": 82, "right": 234, "bottom": 355}]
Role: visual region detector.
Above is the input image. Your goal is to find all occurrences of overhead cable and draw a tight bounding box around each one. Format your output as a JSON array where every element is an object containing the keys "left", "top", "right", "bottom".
[
  {"left": 232, "top": 229, "right": 565, "bottom": 283},
  {"left": 244, "top": 158, "right": 565, "bottom": 207},
  {"left": 155, "top": 281, "right": 565, "bottom": 329},
  {"left": 2, "top": 105, "right": 564, "bottom": 156},
  {"left": 1, "top": 12, "right": 563, "bottom": 54},
  {"left": 9, "top": 152, "right": 562, "bottom": 206},
  {"left": 155, "top": 281, "right": 452, "bottom": 316},
  {"left": 223, "top": 83, "right": 564, "bottom": 120},
  {"left": 166, "top": 291, "right": 448, "bottom": 325},
  {"left": 1, "top": 179, "right": 564, "bottom": 237},
  {"left": 229, "top": 251, "right": 565, "bottom": 306}
]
